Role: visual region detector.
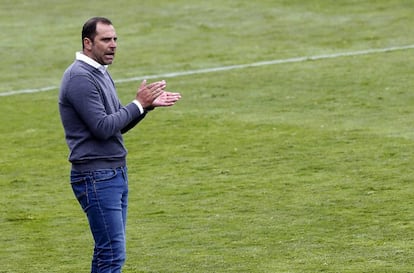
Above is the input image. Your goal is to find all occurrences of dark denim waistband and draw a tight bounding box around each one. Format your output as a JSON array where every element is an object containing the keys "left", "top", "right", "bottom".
[{"left": 71, "top": 158, "right": 126, "bottom": 173}]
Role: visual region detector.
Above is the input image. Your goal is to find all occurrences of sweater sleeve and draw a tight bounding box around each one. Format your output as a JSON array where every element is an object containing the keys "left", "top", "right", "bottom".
[
  {"left": 121, "top": 107, "right": 147, "bottom": 134},
  {"left": 65, "top": 74, "right": 144, "bottom": 140}
]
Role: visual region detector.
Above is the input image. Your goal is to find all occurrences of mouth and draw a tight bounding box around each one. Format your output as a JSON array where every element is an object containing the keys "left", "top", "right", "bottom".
[{"left": 104, "top": 52, "right": 115, "bottom": 62}]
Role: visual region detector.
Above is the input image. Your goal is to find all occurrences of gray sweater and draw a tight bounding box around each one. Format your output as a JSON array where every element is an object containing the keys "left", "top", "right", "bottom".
[{"left": 59, "top": 60, "right": 146, "bottom": 172}]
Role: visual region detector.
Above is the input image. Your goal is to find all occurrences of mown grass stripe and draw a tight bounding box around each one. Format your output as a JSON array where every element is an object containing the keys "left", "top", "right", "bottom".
[{"left": 2, "top": 44, "right": 414, "bottom": 97}]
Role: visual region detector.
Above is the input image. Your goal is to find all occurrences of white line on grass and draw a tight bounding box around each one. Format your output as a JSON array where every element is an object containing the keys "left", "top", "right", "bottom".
[{"left": 2, "top": 44, "right": 414, "bottom": 97}]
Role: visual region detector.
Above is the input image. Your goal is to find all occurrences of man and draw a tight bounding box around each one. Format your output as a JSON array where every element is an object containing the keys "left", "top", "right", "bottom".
[{"left": 58, "top": 17, "right": 181, "bottom": 272}]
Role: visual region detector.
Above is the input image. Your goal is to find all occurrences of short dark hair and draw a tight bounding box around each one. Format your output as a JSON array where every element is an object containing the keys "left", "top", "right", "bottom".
[{"left": 81, "top": 17, "right": 113, "bottom": 49}]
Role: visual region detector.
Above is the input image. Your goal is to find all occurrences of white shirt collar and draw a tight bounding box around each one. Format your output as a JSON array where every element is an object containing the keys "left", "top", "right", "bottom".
[{"left": 76, "top": 52, "right": 108, "bottom": 74}]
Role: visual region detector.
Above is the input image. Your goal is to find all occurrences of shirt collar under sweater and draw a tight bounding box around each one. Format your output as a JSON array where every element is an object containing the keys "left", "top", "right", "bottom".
[{"left": 76, "top": 52, "right": 108, "bottom": 74}]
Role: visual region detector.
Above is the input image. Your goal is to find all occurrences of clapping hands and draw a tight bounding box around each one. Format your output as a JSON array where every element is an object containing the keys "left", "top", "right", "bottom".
[
  {"left": 152, "top": 90, "right": 181, "bottom": 107},
  {"left": 136, "top": 79, "right": 181, "bottom": 109}
]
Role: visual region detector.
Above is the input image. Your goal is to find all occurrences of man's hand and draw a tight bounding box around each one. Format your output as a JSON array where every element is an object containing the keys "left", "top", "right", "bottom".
[
  {"left": 152, "top": 91, "right": 182, "bottom": 107},
  {"left": 135, "top": 80, "right": 165, "bottom": 108}
]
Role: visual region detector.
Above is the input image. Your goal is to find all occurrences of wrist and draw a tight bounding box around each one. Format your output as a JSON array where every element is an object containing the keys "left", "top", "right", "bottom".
[
  {"left": 132, "top": 99, "right": 144, "bottom": 114},
  {"left": 145, "top": 105, "right": 155, "bottom": 112}
]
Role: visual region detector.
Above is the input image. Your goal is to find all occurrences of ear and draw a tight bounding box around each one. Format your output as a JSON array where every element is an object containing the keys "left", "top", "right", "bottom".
[{"left": 83, "top": 37, "right": 93, "bottom": 50}]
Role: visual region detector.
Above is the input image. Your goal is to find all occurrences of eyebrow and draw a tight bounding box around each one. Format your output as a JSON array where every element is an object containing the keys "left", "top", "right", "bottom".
[{"left": 101, "top": 36, "right": 117, "bottom": 41}]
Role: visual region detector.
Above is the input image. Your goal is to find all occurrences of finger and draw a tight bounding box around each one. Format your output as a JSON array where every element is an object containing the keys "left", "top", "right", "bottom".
[
  {"left": 160, "top": 80, "right": 166, "bottom": 89},
  {"left": 152, "top": 88, "right": 163, "bottom": 98},
  {"left": 164, "top": 91, "right": 181, "bottom": 96},
  {"left": 160, "top": 95, "right": 180, "bottom": 103},
  {"left": 150, "top": 80, "right": 166, "bottom": 85},
  {"left": 148, "top": 83, "right": 162, "bottom": 92},
  {"left": 163, "top": 93, "right": 179, "bottom": 100},
  {"left": 147, "top": 80, "right": 166, "bottom": 90},
  {"left": 139, "top": 79, "right": 147, "bottom": 90},
  {"left": 154, "top": 80, "right": 166, "bottom": 87},
  {"left": 167, "top": 94, "right": 181, "bottom": 100},
  {"left": 146, "top": 81, "right": 161, "bottom": 90}
]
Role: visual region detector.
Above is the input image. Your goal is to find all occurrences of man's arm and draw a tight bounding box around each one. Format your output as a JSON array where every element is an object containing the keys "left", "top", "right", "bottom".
[{"left": 66, "top": 75, "right": 144, "bottom": 139}]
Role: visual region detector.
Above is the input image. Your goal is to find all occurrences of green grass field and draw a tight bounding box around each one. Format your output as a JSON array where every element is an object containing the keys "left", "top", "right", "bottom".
[{"left": 1, "top": 1, "right": 414, "bottom": 272}]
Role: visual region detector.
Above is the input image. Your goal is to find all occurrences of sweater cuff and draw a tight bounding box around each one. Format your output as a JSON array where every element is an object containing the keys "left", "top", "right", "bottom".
[{"left": 132, "top": 100, "right": 144, "bottom": 114}]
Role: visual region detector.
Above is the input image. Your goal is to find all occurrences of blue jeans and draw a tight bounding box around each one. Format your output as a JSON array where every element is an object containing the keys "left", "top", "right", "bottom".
[{"left": 71, "top": 167, "right": 128, "bottom": 273}]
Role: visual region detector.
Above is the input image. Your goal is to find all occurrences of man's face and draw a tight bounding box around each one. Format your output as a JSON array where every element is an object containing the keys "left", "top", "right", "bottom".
[{"left": 84, "top": 22, "right": 117, "bottom": 65}]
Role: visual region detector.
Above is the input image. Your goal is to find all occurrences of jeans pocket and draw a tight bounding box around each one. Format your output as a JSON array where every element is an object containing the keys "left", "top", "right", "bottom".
[
  {"left": 70, "top": 172, "right": 90, "bottom": 210},
  {"left": 93, "top": 169, "right": 118, "bottom": 183},
  {"left": 71, "top": 180, "right": 89, "bottom": 210},
  {"left": 70, "top": 170, "right": 87, "bottom": 183}
]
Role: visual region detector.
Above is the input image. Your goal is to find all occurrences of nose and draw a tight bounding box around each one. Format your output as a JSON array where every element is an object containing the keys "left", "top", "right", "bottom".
[{"left": 110, "top": 38, "right": 117, "bottom": 48}]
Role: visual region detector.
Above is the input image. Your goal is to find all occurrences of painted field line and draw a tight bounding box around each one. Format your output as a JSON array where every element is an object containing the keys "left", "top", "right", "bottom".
[{"left": 2, "top": 44, "right": 414, "bottom": 97}]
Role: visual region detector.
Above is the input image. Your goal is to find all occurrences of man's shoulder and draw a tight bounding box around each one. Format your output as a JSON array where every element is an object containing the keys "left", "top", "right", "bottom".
[
  {"left": 64, "top": 60, "right": 95, "bottom": 77},
  {"left": 60, "top": 61, "right": 99, "bottom": 96}
]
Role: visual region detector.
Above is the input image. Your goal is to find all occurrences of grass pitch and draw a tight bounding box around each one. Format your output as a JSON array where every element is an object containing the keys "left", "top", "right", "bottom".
[{"left": 1, "top": 1, "right": 414, "bottom": 272}]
